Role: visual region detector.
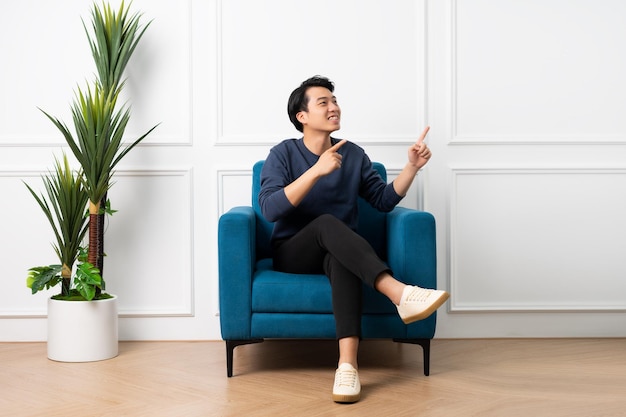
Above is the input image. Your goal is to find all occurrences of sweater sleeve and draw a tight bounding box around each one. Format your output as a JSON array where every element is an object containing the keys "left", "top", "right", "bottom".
[
  {"left": 258, "top": 146, "right": 296, "bottom": 223},
  {"left": 358, "top": 154, "right": 403, "bottom": 212}
]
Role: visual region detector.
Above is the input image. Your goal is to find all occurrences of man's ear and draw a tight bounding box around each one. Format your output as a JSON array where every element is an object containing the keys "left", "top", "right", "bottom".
[{"left": 296, "top": 111, "right": 307, "bottom": 125}]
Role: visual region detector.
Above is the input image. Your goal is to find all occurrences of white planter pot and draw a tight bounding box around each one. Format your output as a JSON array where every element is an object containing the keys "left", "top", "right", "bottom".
[{"left": 47, "top": 295, "right": 119, "bottom": 362}]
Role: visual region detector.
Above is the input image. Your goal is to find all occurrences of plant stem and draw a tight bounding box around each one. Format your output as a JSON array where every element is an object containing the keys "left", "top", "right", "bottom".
[
  {"left": 97, "top": 193, "right": 107, "bottom": 294},
  {"left": 61, "top": 264, "right": 72, "bottom": 297},
  {"left": 88, "top": 201, "right": 101, "bottom": 270}
]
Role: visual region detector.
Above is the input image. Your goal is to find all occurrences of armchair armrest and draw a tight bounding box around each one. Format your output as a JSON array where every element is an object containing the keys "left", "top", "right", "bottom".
[
  {"left": 386, "top": 208, "right": 437, "bottom": 289},
  {"left": 218, "top": 206, "right": 256, "bottom": 340}
]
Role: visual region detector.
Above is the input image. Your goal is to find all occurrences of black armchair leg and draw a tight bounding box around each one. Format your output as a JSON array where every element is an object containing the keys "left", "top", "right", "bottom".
[
  {"left": 225, "top": 339, "right": 264, "bottom": 377},
  {"left": 393, "top": 338, "right": 431, "bottom": 376}
]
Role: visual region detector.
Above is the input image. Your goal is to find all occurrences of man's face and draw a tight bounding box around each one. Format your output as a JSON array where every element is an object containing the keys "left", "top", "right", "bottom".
[{"left": 297, "top": 86, "right": 341, "bottom": 133}]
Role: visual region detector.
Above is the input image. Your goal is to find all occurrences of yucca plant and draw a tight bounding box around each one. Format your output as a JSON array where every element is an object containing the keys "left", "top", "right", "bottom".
[
  {"left": 25, "top": 154, "right": 103, "bottom": 301},
  {"left": 39, "top": 1, "right": 157, "bottom": 293}
]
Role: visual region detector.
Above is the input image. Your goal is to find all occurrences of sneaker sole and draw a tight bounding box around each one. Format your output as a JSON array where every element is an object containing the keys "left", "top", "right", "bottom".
[
  {"left": 332, "top": 392, "right": 361, "bottom": 403},
  {"left": 400, "top": 291, "right": 450, "bottom": 324}
]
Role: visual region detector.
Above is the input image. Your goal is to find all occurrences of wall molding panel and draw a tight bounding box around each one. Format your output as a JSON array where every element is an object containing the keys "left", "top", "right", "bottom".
[
  {"left": 0, "top": 0, "right": 193, "bottom": 147},
  {"left": 1, "top": 168, "right": 195, "bottom": 320},
  {"left": 217, "top": 169, "right": 253, "bottom": 216},
  {"left": 449, "top": 0, "right": 626, "bottom": 145},
  {"left": 215, "top": 0, "right": 428, "bottom": 146},
  {"left": 449, "top": 167, "right": 626, "bottom": 312}
]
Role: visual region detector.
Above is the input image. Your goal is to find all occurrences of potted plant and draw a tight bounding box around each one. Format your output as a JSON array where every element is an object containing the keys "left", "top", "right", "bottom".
[
  {"left": 25, "top": 155, "right": 118, "bottom": 362},
  {"left": 25, "top": 0, "right": 156, "bottom": 362}
]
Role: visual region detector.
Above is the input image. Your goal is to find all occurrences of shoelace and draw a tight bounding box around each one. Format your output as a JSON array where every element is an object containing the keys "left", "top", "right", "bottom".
[
  {"left": 335, "top": 368, "right": 358, "bottom": 388},
  {"left": 405, "top": 286, "right": 433, "bottom": 302}
]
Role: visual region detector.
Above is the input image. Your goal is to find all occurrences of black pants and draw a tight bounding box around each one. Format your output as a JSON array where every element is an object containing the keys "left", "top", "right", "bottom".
[{"left": 272, "top": 214, "right": 391, "bottom": 339}]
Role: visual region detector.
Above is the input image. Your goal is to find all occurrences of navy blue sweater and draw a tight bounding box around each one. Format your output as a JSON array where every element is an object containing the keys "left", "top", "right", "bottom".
[{"left": 259, "top": 137, "right": 403, "bottom": 243}]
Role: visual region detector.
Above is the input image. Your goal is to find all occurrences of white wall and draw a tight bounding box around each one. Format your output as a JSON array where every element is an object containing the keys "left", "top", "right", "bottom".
[{"left": 1, "top": 0, "right": 625, "bottom": 341}]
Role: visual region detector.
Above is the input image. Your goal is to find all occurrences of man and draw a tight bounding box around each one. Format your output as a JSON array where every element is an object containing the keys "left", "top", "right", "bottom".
[{"left": 259, "top": 75, "right": 449, "bottom": 403}]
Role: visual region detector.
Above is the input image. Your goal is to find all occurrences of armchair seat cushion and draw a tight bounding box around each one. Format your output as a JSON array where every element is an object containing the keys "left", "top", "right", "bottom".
[
  {"left": 252, "top": 259, "right": 333, "bottom": 313},
  {"left": 252, "top": 258, "right": 398, "bottom": 315}
]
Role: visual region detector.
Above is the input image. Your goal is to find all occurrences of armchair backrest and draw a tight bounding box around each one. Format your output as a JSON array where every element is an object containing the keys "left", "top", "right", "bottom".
[{"left": 252, "top": 160, "right": 388, "bottom": 260}]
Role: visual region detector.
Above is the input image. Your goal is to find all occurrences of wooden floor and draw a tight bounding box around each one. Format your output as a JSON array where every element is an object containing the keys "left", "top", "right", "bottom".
[{"left": 2, "top": 338, "right": 626, "bottom": 417}]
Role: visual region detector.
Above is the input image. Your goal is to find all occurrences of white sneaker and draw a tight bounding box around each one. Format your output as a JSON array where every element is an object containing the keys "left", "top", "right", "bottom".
[
  {"left": 332, "top": 363, "right": 361, "bottom": 403},
  {"left": 397, "top": 285, "right": 449, "bottom": 324}
]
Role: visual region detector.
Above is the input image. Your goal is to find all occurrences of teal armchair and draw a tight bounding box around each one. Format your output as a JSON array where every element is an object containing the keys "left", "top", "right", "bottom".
[{"left": 219, "top": 161, "right": 438, "bottom": 377}]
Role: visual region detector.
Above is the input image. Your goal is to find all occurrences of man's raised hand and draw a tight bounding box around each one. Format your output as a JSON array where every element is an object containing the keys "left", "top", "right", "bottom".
[
  {"left": 317, "top": 139, "right": 347, "bottom": 176},
  {"left": 408, "top": 126, "right": 432, "bottom": 169}
]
